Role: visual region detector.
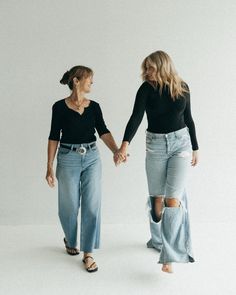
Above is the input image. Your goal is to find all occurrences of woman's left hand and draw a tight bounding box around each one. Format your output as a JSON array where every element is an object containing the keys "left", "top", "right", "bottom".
[
  {"left": 114, "top": 149, "right": 128, "bottom": 166},
  {"left": 191, "top": 150, "right": 199, "bottom": 167}
]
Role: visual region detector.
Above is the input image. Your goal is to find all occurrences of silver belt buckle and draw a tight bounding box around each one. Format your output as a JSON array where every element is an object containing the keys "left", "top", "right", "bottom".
[{"left": 77, "top": 146, "right": 86, "bottom": 155}]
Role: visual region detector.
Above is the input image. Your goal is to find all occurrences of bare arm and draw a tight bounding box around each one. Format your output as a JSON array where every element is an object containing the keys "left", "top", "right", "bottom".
[
  {"left": 114, "top": 141, "right": 129, "bottom": 165},
  {"left": 46, "top": 139, "right": 59, "bottom": 187},
  {"left": 100, "top": 133, "right": 118, "bottom": 154}
]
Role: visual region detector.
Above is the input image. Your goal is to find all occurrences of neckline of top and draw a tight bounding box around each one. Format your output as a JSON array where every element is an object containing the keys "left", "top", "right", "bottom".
[{"left": 63, "top": 98, "right": 92, "bottom": 115}]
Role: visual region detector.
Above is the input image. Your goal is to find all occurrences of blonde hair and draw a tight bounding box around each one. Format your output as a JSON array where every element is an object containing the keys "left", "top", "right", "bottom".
[{"left": 141, "top": 51, "right": 188, "bottom": 100}]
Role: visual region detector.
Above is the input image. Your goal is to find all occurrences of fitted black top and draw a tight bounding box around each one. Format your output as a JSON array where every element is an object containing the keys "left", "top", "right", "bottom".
[
  {"left": 123, "top": 82, "right": 199, "bottom": 150},
  {"left": 48, "top": 99, "right": 110, "bottom": 143}
]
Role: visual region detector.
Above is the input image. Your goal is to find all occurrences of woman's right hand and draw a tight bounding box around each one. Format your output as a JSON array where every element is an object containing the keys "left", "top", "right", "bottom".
[
  {"left": 191, "top": 150, "right": 199, "bottom": 167},
  {"left": 46, "top": 167, "right": 55, "bottom": 187},
  {"left": 114, "top": 148, "right": 128, "bottom": 166},
  {"left": 114, "top": 141, "right": 130, "bottom": 166}
]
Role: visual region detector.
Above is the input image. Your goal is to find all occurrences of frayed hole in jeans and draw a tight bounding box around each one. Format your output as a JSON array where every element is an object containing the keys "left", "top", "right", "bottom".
[{"left": 147, "top": 196, "right": 164, "bottom": 223}]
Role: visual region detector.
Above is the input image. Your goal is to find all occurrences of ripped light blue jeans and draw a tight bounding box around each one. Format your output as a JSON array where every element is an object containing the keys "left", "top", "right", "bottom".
[
  {"left": 145, "top": 127, "right": 195, "bottom": 264},
  {"left": 56, "top": 142, "right": 102, "bottom": 253}
]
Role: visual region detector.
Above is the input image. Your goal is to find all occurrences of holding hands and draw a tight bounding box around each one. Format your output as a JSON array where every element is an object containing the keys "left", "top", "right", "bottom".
[{"left": 113, "top": 141, "right": 129, "bottom": 166}]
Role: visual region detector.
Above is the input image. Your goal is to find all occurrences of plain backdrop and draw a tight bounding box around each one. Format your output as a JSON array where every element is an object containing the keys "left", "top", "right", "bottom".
[{"left": 0, "top": 0, "right": 236, "bottom": 225}]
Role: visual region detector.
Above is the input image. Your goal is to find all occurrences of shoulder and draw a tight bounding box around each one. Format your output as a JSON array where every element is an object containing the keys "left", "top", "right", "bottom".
[
  {"left": 89, "top": 99, "right": 101, "bottom": 108},
  {"left": 89, "top": 99, "right": 98, "bottom": 106},
  {"left": 89, "top": 100, "right": 102, "bottom": 114},
  {"left": 135, "top": 81, "right": 153, "bottom": 99},
  {"left": 137, "top": 81, "right": 154, "bottom": 99},
  {"left": 181, "top": 81, "right": 190, "bottom": 91},
  {"left": 52, "top": 98, "right": 66, "bottom": 109},
  {"left": 138, "top": 81, "right": 154, "bottom": 92}
]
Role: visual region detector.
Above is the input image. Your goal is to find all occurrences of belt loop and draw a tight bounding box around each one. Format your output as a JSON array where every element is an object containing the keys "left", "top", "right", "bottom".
[{"left": 70, "top": 144, "right": 74, "bottom": 150}]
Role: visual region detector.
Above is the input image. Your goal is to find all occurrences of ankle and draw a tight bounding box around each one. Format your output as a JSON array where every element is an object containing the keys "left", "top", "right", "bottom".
[{"left": 84, "top": 252, "right": 93, "bottom": 258}]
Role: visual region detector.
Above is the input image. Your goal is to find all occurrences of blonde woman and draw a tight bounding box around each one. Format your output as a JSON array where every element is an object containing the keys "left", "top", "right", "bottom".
[{"left": 116, "top": 51, "right": 199, "bottom": 273}]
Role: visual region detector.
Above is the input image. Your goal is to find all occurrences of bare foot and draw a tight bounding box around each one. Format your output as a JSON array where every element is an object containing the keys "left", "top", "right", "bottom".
[{"left": 162, "top": 264, "right": 173, "bottom": 273}]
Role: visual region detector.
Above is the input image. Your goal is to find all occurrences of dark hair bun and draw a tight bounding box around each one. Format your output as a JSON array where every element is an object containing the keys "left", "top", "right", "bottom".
[{"left": 60, "top": 71, "right": 70, "bottom": 85}]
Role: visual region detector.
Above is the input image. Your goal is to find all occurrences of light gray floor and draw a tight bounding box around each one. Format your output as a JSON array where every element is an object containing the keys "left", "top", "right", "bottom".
[{"left": 0, "top": 222, "right": 235, "bottom": 295}]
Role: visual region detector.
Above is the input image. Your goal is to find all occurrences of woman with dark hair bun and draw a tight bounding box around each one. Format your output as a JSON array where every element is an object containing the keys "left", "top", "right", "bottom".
[
  {"left": 60, "top": 71, "right": 70, "bottom": 84},
  {"left": 46, "top": 65, "right": 119, "bottom": 273}
]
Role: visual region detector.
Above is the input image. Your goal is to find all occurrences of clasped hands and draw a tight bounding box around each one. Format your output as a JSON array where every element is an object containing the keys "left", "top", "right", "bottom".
[{"left": 113, "top": 148, "right": 129, "bottom": 166}]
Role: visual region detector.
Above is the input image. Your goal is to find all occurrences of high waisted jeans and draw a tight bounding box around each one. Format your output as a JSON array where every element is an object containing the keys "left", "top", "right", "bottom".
[
  {"left": 145, "top": 127, "right": 194, "bottom": 263},
  {"left": 56, "top": 142, "right": 102, "bottom": 253}
]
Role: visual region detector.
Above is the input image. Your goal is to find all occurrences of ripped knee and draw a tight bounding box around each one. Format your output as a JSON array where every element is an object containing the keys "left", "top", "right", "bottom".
[
  {"left": 148, "top": 195, "right": 164, "bottom": 222},
  {"left": 165, "top": 197, "right": 180, "bottom": 207},
  {"left": 154, "top": 196, "right": 164, "bottom": 204}
]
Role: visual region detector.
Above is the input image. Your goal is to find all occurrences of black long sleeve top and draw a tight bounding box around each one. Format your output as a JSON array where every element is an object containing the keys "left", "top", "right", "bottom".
[
  {"left": 123, "top": 82, "right": 199, "bottom": 150},
  {"left": 48, "top": 99, "right": 110, "bottom": 143}
]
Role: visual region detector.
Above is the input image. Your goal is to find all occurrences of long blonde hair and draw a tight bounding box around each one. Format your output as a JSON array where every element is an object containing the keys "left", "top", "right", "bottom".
[{"left": 141, "top": 51, "right": 188, "bottom": 100}]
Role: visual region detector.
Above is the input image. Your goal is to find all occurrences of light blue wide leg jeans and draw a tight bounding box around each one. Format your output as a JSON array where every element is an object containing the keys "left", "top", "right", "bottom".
[
  {"left": 145, "top": 127, "right": 195, "bottom": 263},
  {"left": 56, "top": 142, "right": 102, "bottom": 253}
]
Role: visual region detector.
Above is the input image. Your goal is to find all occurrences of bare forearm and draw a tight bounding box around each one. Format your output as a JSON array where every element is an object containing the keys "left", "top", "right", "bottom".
[
  {"left": 100, "top": 133, "right": 118, "bottom": 154},
  {"left": 47, "top": 140, "right": 59, "bottom": 168},
  {"left": 120, "top": 141, "right": 129, "bottom": 151}
]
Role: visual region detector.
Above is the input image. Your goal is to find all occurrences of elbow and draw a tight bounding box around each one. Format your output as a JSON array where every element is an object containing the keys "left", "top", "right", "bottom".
[
  {"left": 100, "top": 131, "right": 111, "bottom": 138},
  {"left": 185, "top": 118, "right": 194, "bottom": 128}
]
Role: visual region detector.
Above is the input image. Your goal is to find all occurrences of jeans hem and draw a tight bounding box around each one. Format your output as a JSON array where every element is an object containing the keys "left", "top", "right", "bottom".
[
  {"left": 158, "top": 255, "right": 195, "bottom": 264},
  {"left": 80, "top": 245, "right": 100, "bottom": 252}
]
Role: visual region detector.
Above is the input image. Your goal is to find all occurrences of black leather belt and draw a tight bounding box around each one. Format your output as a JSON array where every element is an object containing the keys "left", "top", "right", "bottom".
[{"left": 60, "top": 143, "right": 96, "bottom": 155}]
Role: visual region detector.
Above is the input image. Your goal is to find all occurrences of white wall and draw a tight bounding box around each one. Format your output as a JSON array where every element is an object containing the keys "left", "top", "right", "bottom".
[{"left": 0, "top": 0, "right": 235, "bottom": 225}]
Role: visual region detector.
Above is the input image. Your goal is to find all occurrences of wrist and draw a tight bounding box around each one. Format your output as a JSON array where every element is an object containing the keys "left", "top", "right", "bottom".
[
  {"left": 112, "top": 146, "right": 119, "bottom": 154},
  {"left": 120, "top": 141, "right": 129, "bottom": 151}
]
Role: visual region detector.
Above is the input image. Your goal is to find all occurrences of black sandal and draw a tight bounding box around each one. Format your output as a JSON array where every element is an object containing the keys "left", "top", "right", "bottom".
[
  {"left": 82, "top": 256, "right": 98, "bottom": 273},
  {"left": 63, "top": 238, "right": 80, "bottom": 256}
]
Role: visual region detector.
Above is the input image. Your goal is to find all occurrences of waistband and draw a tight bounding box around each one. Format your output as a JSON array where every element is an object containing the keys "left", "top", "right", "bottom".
[
  {"left": 60, "top": 142, "right": 96, "bottom": 155},
  {"left": 146, "top": 127, "right": 188, "bottom": 139},
  {"left": 60, "top": 142, "right": 96, "bottom": 148}
]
